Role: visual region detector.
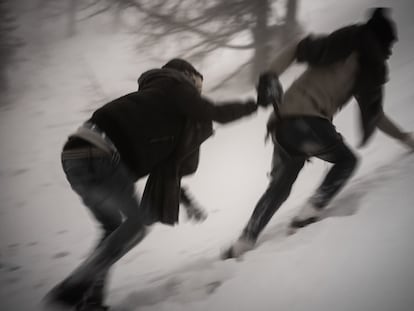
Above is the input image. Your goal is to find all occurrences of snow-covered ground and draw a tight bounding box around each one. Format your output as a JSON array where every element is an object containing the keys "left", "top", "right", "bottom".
[{"left": 1, "top": 0, "right": 414, "bottom": 310}]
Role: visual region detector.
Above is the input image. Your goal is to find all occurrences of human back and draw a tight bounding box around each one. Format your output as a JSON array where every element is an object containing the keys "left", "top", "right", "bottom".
[
  {"left": 90, "top": 68, "right": 201, "bottom": 179},
  {"left": 280, "top": 51, "right": 359, "bottom": 120}
]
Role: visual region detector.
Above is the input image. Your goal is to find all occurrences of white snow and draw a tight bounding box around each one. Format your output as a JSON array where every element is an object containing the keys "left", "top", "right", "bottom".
[{"left": 1, "top": 0, "right": 414, "bottom": 310}]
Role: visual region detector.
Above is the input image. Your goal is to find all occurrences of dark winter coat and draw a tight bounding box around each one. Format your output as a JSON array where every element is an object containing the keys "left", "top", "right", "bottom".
[
  {"left": 90, "top": 68, "right": 256, "bottom": 224},
  {"left": 296, "top": 24, "right": 391, "bottom": 145}
]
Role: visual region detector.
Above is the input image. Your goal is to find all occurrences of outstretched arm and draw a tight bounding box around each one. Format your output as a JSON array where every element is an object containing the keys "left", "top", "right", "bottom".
[
  {"left": 377, "top": 111, "right": 414, "bottom": 151},
  {"left": 174, "top": 83, "right": 257, "bottom": 124},
  {"left": 207, "top": 98, "right": 258, "bottom": 124},
  {"left": 268, "top": 38, "right": 301, "bottom": 76}
]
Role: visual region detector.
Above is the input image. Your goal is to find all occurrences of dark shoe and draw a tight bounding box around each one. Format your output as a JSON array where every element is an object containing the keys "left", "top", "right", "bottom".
[
  {"left": 44, "top": 280, "right": 91, "bottom": 309},
  {"left": 290, "top": 216, "right": 319, "bottom": 228}
]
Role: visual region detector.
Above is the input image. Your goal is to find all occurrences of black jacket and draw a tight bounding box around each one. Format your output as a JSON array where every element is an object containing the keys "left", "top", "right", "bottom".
[
  {"left": 90, "top": 68, "right": 256, "bottom": 179},
  {"left": 90, "top": 68, "right": 256, "bottom": 224},
  {"left": 296, "top": 24, "right": 389, "bottom": 146}
]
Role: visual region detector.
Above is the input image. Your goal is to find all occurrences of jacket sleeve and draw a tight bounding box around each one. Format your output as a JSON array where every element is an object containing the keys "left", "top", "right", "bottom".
[
  {"left": 174, "top": 83, "right": 257, "bottom": 124},
  {"left": 376, "top": 111, "right": 408, "bottom": 141},
  {"left": 296, "top": 25, "right": 360, "bottom": 66},
  {"left": 207, "top": 99, "right": 257, "bottom": 123},
  {"left": 355, "top": 85, "right": 384, "bottom": 146},
  {"left": 268, "top": 38, "right": 301, "bottom": 75}
]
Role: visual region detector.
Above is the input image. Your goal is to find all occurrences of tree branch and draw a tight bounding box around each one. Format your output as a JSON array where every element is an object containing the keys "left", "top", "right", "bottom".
[{"left": 209, "top": 57, "right": 253, "bottom": 92}]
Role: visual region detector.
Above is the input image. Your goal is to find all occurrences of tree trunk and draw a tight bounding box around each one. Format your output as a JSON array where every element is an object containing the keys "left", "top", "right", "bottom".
[
  {"left": 283, "top": 0, "right": 300, "bottom": 41},
  {"left": 250, "top": 0, "right": 271, "bottom": 81},
  {"left": 286, "top": 0, "right": 298, "bottom": 27}
]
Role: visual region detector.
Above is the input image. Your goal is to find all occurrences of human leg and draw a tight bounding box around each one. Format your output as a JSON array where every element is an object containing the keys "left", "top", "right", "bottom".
[
  {"left": 223, "top": 143, "right": 305, "bottom": 258},
  {"left": 46, "top": 154, "right": 147, "bottom": 307},
  {"left": 286, "top": 117, "right": 358, "bottom": 227}
]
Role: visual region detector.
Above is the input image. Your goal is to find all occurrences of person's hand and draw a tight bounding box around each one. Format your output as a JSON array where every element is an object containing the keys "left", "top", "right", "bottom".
[
  {"left": 181, "top": 186, "right": 207, "bottom": 223},
  {"left": 257, "top": 71, "right": 283, "bottom": 108},
  {"left": 185, "top": 204, "right": 208, "bottom": 223},
  {"left": 402, "top": 132, "right": 414, "bottom": 152}
]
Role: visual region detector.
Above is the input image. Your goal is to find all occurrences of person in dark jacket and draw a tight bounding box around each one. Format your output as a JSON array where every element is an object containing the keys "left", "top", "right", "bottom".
[
  {"left": 45, "top": 58, "right": 257, "bottom": 310},
  {"left": 224, "top": 8, "right": 414, "bottom": 259}
]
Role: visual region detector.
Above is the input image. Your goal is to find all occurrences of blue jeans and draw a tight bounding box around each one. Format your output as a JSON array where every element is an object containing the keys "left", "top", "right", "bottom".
[
  {"left": 58, "top": 148, "right": 147, "bottom": 305},
  {"left": 243, "top": 116, "right": 358, "bottom": 241}
]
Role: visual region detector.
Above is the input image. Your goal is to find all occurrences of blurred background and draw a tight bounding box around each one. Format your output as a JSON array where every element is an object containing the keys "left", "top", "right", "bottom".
[{"left": 1, "top": 1, "right": 414, "bottom": 310}]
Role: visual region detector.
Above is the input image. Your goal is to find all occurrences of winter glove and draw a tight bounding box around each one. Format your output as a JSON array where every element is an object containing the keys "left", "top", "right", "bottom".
[
  {"left": 402, "top": 132, "right": 414, "bottom": 152},
  {"left": 257, "top": 71, "right": 283, "bottom": 108}
]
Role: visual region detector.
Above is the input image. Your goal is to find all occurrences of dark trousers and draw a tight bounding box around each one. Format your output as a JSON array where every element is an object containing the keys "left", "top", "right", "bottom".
[
  {"left": 58, "top": 145, "right": 148, "bottom": 305},
  {"left": 242, "top": 116, "right": 358, "bottom": 241}
]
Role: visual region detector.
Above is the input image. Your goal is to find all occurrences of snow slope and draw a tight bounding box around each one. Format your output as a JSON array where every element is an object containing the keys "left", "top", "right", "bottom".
[{"left": 1, "top": 0, "right": 414, "bottom": 310}]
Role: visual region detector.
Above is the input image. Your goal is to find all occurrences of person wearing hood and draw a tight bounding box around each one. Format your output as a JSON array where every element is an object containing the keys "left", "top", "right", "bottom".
[
  {"left": 225, "top": 7, "right": 414, "bottom": 259},
  {"left": 45, "top": 58, "right": 257, "bottom": 310}
]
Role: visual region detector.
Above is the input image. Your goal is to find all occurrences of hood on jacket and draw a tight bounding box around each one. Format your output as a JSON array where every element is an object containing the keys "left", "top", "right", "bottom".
[
  {"left": 137, "top": 68, "right": 196, "bottom": 91},
  {"left": 162, "top": 58, "right": 203, "bottom": 80},
  {"left": 365, "top": 7, "right": 397, "bottom": 59}
]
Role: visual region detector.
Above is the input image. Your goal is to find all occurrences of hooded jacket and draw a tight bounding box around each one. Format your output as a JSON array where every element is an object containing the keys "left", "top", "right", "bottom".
[
  {"left": 90, "top": 68, "right": 255, "bottom": 179},
  {"left": 296, "top": 24, "right": 389, "bottom": 145},
  {"left": 268, "top": 8, "right": 397, "bottom": 146},
  {"left": 90, "top": 67, "right": 256, "bottom": 224}
]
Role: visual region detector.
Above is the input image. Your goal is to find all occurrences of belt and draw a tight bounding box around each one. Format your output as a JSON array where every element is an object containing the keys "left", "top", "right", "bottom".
[
  {"left": 72, "top": 122, "right": 117, "bottom": 154},
  {"left": 61, "top": 146, "right": 109, "bottom": 160},
  {"left": 62, "top": 122, "right": 120, "bottom": 161}
]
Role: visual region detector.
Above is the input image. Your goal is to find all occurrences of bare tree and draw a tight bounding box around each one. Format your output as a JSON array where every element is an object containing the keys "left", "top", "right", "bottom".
[
  {"left": 34, "top": 0, "right": 301, "bottom": 89},
  {"left": 37, "top": 0, "right": 126, "bottom": 37},
  {"left": 121, "top": 0, "right": 301, "bottom": 87}
]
